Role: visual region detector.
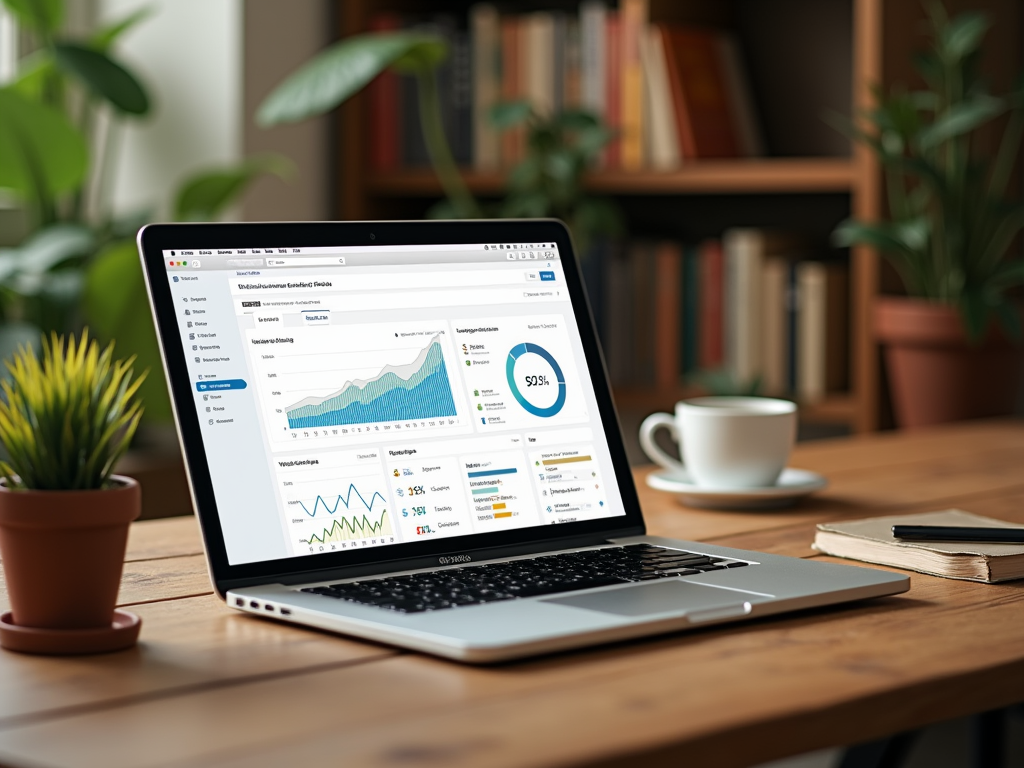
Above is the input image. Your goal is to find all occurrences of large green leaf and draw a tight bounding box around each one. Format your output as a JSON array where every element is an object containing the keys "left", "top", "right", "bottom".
[
  {"left": 0, "top": 87, "right": 88, "bottom": 200},
  {"left": 256, "top": 32, "right": 446, "bottom": 127},
  {"left": 83, "top": 240, "right": 171, "bottom": 421},
  {"left": 918, "top": 95, "right": 1004, "bottom": 149},
  {"left": 52, "top": 43, "right": 150, "bottom": 115},
  {"left": 9, "top": 50, "right": 57, "bottom": 102},
  {"left": 2, "top": 223, "right": 94, "bottom": 276},
  {"left": 940, "top": 11, "right": 989, "bottom": 62},
  {"left": 173, "top": 155, "right": 291, "bottom": 222},
  {"left": 1, "top": 0, "right": 62, "bottom": 34},
  {"left": 91, "top": 6, "right": 153, "bottom": 52}
]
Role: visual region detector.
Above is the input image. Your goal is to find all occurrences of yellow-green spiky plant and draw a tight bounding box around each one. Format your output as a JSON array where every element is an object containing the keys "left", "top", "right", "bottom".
[{"left": 0, "top": 331, "right": 146, "bottom": 491}]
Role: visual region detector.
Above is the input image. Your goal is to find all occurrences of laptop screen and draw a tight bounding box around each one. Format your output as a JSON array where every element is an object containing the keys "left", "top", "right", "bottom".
[{"left": 161, "top": 241, "right": 629, "bottom": 566}]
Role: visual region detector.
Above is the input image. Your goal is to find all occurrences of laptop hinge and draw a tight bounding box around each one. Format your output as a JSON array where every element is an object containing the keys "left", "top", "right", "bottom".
[{"left": 218, "top": 526, "right": 645, "bottom": 593}]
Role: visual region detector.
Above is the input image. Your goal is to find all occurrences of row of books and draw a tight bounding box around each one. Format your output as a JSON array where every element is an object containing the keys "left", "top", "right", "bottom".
[
  {"left": 583, "top": 229, "right": 848, "bottom": 402},
  {"left": 366, "top": 1, "right": 764, "bottom": 173}
]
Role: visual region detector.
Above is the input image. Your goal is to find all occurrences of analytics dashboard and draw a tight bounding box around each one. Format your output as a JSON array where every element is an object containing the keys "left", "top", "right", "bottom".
[{"left": 163, "top": 242, "right": 627, "bottom": 565}]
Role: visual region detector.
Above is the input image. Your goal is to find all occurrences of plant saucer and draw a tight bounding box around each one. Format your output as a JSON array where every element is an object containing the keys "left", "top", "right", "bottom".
[{"left": 0, "top": 610, "right": 141, "bottom": 655}]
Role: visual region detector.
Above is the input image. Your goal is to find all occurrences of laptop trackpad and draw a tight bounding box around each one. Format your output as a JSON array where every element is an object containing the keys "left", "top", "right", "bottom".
[{"left": 543, "top": 580, "right": 759, "bottom": 618}]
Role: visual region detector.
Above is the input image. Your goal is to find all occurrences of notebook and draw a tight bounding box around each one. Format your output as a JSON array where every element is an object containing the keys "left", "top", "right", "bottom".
[{"left": 813, "top": 510, "right": 1024, "bottom": 583}]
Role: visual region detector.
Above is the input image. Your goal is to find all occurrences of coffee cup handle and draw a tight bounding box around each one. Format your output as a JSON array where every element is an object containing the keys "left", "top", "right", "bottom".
[{"left": 639, "top": 412, "right": 686, "bottom": 474}]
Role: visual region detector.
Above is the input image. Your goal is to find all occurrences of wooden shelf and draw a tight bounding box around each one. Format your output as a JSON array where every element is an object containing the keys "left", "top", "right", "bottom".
[{"left": 366, "top": 158, "right": 857, "bottom": 197}]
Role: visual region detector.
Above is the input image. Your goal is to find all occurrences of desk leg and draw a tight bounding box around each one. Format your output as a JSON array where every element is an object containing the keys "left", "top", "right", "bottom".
[{"left": 838, "top": 731, "right": 917, "bottom": 768}]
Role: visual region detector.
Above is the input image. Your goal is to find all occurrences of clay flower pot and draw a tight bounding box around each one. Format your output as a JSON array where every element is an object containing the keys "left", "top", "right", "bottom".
[
  {"left": 0, "top": 476, "right": 140, "bottom": 630},
  {"left": 875, "top": 297, "right": 1023, "bottom": 429}
]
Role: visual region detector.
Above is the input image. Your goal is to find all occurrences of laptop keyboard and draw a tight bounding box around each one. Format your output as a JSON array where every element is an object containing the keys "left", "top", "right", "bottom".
[{"left": 299, "top": 544, "right": 749, "bottom": 614}]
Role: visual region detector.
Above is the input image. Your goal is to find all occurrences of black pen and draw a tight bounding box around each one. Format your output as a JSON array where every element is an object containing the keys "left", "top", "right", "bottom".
[{"left": 892, "top": 525, "right": 1024, "bottom": 543}]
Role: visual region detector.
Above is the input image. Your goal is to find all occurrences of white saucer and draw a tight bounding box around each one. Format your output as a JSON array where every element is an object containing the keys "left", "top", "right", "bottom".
[{"left": 646, "top": 467, "right": 827, "bottom": 510}]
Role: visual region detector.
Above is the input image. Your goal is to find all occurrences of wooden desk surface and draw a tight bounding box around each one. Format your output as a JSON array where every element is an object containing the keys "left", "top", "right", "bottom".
[{"left": 1, "top": 420, "right": 1022, "bottom": 768}]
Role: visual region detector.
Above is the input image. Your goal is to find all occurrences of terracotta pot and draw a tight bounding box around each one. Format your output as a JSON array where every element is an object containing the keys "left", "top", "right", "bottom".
[
  {"left": 875, "top": 298, "right": 1023, "bottom": 429},
  {"left": 0, "top": 476, "right": 140, "bottom": 630}
]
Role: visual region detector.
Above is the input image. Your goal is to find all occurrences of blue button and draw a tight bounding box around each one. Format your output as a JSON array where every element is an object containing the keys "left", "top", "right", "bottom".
[
  {"left": 196, "top": 379, "right": 247, "bottom": 392},
  {"left": 539, "top": 271, "right": 555, "bottom": 281}
]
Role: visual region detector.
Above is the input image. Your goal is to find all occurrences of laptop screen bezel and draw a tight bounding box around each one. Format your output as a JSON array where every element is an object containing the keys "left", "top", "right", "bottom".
[{"left": 138, "top": 220, "right": 645, "bottom": 592}]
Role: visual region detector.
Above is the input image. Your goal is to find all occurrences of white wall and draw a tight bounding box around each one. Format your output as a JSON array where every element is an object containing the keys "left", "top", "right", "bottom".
[{"left": 97, "top": 0, "right": 242, "bottom": 220}]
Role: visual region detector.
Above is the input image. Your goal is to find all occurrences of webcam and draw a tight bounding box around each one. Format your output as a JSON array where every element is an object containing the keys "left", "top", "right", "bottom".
[{"left": 370, "top": 233, "right": 376, "bottom": 240}]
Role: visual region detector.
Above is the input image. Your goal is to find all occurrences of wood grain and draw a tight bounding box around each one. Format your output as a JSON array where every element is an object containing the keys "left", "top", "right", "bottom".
[
  {"left": 125, "top": 516, "right": 203, "bottom": 562},
  {"left": 0, "top": 594, "right": 393, "bottom": 727},
  {"left": 1, "top": 570, "right": 1020, "bottom": 768},
  {"left": 0, "top": 421, "right": 1021, "bottom": 768}
]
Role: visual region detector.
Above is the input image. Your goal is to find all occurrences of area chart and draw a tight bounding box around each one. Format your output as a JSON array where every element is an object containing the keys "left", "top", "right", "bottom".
[
  {"left": 307, "top": 510, "right": 394, "bottom": 545},
  {"left": 286, "top": 335, "right": 457, "bottom": 428}
]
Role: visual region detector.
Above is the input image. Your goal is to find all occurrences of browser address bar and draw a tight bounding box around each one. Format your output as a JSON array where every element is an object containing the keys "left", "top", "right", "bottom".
[{"left": 265, "top": 256, "right": 346, "bottom": 267}]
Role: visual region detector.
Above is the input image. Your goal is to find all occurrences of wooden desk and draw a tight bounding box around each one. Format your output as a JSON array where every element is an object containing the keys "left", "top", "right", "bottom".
[{"left": 0, "top": 420, "right": 1022, "bottom": 768}]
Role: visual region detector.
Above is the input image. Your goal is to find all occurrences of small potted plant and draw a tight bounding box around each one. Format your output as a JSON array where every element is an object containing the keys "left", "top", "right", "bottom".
[
  {"left": 834, "top": 3, "right": 1024, "bottom": 428},
  {"left": 0, "top": 331, "right": 145, "bottom": 655}
]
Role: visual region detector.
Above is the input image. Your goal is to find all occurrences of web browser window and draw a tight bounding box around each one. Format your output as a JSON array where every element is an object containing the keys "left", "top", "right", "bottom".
[{"left": 163, "top": 243, "right": 627, "bottom": 565}]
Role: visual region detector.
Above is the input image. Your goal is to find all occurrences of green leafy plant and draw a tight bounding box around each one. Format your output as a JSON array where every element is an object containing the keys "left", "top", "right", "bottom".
[
  {"left": 0, "top": 0, "right": 288, "bottom": 420},
  {"left": 485, "top": 103, "right": 622, "bottom": 255},
  {"left": 833, "top": 2, "right": 1024, "bottom": 341},
  {"left": 0, "top": 330, "right": 145, "bottom": 490},
  {"left": 258, "top": 31, "right": 621, "bottom": 251}
]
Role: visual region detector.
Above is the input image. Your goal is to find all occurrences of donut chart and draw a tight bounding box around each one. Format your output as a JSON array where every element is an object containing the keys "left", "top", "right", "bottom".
[{"left": 506, "top": 343, "right": 567, "bottom": 418}]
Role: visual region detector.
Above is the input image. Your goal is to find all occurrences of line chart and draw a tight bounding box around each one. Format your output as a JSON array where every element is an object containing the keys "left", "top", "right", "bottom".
[
  {"left": 307, "top": 510, "right": 394, "bottom": 545},
  {"left": 296, "top": 484, "right": 388, "bottom": 517}
]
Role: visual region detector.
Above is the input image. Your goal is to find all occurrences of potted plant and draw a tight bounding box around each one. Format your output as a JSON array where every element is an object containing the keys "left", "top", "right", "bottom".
[
  {"left": 0, "top": 330, "right": 145, "bottom": 655},
  {"left": 834, "top": 3, "right": 1024, "bottom": 428}
]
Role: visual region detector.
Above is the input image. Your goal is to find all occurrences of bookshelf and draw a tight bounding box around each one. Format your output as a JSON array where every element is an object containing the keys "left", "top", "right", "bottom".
[{"left": 334, "top": 0, "right": 1021, "bottom": 435}]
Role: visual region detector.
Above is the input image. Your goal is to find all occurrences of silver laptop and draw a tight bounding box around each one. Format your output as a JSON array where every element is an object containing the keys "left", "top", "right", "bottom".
[{"left": 139, "top": 219, "right": 907, "bottom": 663}]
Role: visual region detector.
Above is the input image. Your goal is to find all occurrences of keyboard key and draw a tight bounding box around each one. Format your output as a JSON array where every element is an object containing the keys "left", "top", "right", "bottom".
[{"left": 296, "top": 545, "right": 757, "bottom": 613}]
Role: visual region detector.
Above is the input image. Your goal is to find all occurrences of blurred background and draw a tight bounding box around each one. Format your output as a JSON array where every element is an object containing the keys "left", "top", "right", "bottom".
[{"left": 1, "top": 0, "right": 1022, "bottom": 519}]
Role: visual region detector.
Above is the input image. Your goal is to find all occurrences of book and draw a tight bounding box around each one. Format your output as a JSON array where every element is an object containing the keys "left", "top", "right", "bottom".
[
  {"left": 760, "top": 256, "right": 789, "bottom": 396},
  {"left": 523, "top": 12, "right": 556, "bottom": 118},
  {"left": 661, "top": 26, "right": 740, "bottom": 158},
  {"left": 813, "top": 510, "right": 1024, "bottom": 583},
  {"left": 500, "top": 16, "right": 523, "bottom": 167},
  {"left": 698, "top": 239, "right": 724, "bottom": 370},
  {"left": 470, "top": 4, "right": 501, "bottom": 171},
  {"left": 681, "top": 243, "right": 700, "bottom": 375},
  {"left": 796, "top": 261, "right": 848, "bottom": 402},
  {"left": 653, "top": 241, "right": 682, "bottom": 390},
  {"left": 603, "top": 11, "right": 621, "bottom": 168},
  {"left": 640, "top": 26, "right": 680, "bottom": 170},
  {"left": 579, "top": 1, "right": 606, "bottom": 121},
  {"left": 619, "top": 0, "right": 647, "bottom": 170}
]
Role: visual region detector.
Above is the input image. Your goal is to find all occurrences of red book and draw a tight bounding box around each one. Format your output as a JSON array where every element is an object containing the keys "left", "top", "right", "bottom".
[
  {"left": 699, "top": 238, "right": 724, "bottom": 369},
  {"left": 655, "top": 241, "right": 682, "bottom": 390},
  {"left": 661, "top": 26, "right": 739, "bottom": 158},
  {"left": 603, "top": 13, "right": 621, "bottom": 168},
  {"left": 368, "top": 13, "right": 401, "bottom": 171}
]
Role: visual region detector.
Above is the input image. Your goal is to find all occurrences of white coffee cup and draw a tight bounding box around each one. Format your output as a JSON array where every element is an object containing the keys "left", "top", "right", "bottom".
[{"left": 639, "top": 396, "right": 797, "bottom": 488}]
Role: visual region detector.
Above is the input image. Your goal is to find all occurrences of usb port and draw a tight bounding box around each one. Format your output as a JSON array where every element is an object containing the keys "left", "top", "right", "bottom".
[
  {"left": 249, "top": 600, "right": 259, "bottom": 609},
  {"left": 280, "top": 608, "right": 292, "bottom": 616},
  {"left": 264, "top": 604, "right": 275, "bottom": 612},
  {"left": 235, "top": 597, "right": 244, "bottom": 607}
]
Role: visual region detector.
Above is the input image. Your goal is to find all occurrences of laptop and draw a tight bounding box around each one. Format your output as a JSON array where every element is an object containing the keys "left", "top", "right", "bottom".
[{"left": 138, "top": 219, "right": 908, "bottom": 663}]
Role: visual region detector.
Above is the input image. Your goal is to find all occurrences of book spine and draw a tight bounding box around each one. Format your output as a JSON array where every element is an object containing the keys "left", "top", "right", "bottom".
[
  {"left": 579, "top": 1, "right": 606, "bottom": 122},
  {"left": 682, "top": 244, "right": 700, "bottom": 375},
  {"left": 552, "top": 12, "right": 566, "bottom": 115},
  {"left": 604, "top": 12, "right": 621, "bottom": 168},
  {"left": 563, "top": 18, "right": 581, "bottom": 110},
  {"left": 760, "top": 257, "right": 788, "bottom": 396},
  {"left": 660, "top": 25, "right": 697, "bottom": 159},
  {"left": 471, "top": 4, "right": 501, "bottom": 171},
  {"left": 786, "top": 261, "right": 798, "bottom": 394},
  {"left": 698, "top": 239, "right": 724, "bottom": 370},
  {"left": 654, "top": 241, "right": 681, "bottom": 391},
  {"left": 797, "top": 261, "right": 827, "bottom": 402},
  {"left": 619, "top": 0, "right": 647, "bottom": 170},
  {"left": 666, "top": 27, "right": 739, "bottom": 158},
  {"left": 640, "top": 26, "right": 680, "bottom": 170},
  {"left": 368, "top": 13, "right": 401, "bottom": 172},
  {"left": 723, "top": 228, "right": 762, "bottom": 386}
]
